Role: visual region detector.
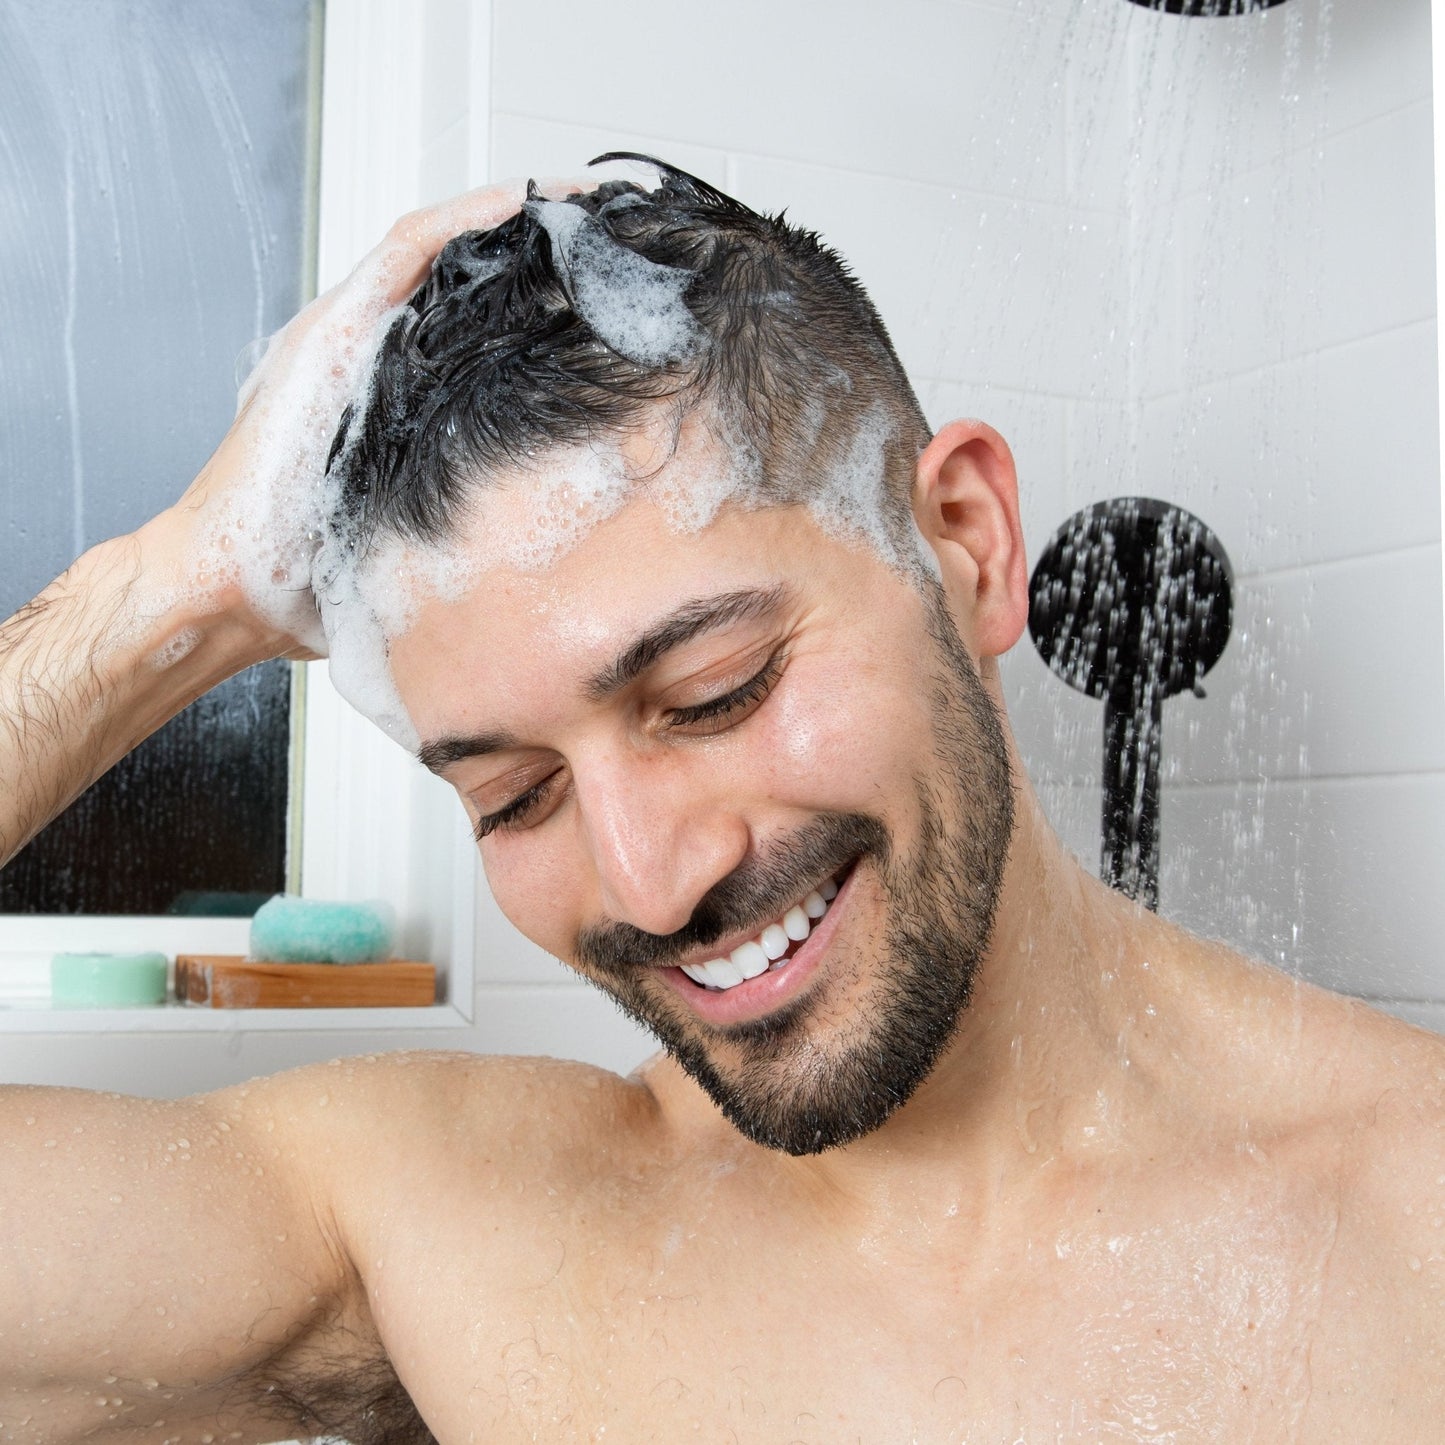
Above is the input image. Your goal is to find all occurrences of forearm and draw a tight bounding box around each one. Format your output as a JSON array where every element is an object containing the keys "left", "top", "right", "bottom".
[{"left": 0, "top": 520, "right": 272, "bottom": 867}]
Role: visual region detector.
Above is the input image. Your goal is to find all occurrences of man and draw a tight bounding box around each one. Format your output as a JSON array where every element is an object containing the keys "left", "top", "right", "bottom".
[{"left": 2, "top": 160, "right": 1442, "bottom": 1442}]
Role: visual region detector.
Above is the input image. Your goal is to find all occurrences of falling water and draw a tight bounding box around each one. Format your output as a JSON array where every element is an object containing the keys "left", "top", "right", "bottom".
[{"left": 914, "top": 0, "right": 1440, "bottom": 1018}]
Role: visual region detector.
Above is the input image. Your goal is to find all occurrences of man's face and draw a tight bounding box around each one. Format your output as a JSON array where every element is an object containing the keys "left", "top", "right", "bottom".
[{"left": 389, "top": 467, "right": 1015, "bottom": 1155}]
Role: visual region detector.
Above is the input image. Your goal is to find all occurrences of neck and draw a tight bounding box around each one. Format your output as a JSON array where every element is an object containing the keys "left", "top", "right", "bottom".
[{"left": 771, "top": 762, "right": 1188, "bottom": 1223}]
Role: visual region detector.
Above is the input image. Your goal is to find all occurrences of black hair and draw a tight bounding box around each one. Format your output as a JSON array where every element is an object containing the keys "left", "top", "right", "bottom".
[{"left": 328, "top": 154, "right": 931, "bottom": 563}]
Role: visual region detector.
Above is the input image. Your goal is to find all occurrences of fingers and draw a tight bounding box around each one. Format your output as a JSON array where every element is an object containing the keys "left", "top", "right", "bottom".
[{"left": 371, "top": 174, "right": 596, "bottom": 304}]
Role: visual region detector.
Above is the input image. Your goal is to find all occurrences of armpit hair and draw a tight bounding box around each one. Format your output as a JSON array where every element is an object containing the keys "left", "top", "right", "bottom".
[{"left": 237, "top": 1346, "right": 437, "bottom": 1445}]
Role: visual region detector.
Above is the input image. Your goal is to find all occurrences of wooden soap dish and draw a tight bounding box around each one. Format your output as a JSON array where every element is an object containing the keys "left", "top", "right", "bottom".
[{"left": 175, "top": 955, "right": 435, "bottom": 1009}]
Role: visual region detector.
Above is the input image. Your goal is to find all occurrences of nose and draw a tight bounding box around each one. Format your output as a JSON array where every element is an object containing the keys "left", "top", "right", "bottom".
[{"left": 575, "top": 749, "right": 750, "bottom": 938}]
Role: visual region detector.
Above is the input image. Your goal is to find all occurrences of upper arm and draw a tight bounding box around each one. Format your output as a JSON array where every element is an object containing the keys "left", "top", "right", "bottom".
[{"left": 0, "top": 1065, "right": 375, "bottom": 1442}]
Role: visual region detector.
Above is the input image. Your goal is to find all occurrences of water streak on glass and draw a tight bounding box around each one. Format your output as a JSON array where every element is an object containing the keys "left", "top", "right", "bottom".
[{"left": 0, "top": 0, "right": 319, "bottom": 916}]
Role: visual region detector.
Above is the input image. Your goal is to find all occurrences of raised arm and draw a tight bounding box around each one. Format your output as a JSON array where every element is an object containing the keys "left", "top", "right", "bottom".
[
  {"left": 0, "top": 179, "right": 566, "bottom": 1440},
  {"left": 0, "top": 179, "right": 537, "bottom": 869}
]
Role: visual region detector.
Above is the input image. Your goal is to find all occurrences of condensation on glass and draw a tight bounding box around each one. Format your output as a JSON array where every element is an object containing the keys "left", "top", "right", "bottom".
[{"left": 0, "top": 0, "right": 320, "bottom": 915}]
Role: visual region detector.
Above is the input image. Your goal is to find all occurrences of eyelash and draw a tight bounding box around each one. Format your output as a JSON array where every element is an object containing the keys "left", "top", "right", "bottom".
[
  {"left": 664, "top": 649, "right": 787, "bottom": 731},
  {"left": 473, "top": 775, "right": 559, "bottom": 840},
  {"left": 473, "top": 649, "right": 787, "bottom": 840}
]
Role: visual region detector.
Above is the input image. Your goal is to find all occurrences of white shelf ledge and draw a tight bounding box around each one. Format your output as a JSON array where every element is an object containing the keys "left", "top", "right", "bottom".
[{"left": 0, "top": 1003, "right": 467, "bottom": 1033}]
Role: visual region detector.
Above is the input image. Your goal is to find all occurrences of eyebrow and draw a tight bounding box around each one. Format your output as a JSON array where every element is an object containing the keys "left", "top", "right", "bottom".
[
  {"left": 416, "top": 728, "right": 519, "bottom": 774},
  {"left": 583, "top": 583, "right": 790, "bottom": 701},
  {"left": 414, "top": 583, "right": 790, "bottom": 775}
]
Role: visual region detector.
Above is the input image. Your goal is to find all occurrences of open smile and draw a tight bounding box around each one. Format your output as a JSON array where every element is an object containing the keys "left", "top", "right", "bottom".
[{"left": 660, "top": 860, "right": 859, "bottom": 1025}]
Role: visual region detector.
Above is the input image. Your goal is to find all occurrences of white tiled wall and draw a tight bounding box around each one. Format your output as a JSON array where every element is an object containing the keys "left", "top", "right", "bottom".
[{"left": 453, "top": 0, "right": 1441, "bottom": 1060}]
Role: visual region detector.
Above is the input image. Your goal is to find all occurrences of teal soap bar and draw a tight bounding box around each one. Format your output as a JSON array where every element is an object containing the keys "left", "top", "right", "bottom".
[
  {"left": 51, "top": 952, "right": 168, "bottom": 1008},
  {"left": 249, "top": 896, "right": 393, "bottom": 965}
]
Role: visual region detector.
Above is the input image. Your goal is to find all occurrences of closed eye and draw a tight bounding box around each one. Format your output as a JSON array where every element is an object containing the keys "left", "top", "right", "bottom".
[
  {"left": 665, "top": 649, "right": 786, "bottom": 734},
  {"left": 473, "top": 771, "right": 563, "bottom": 839}
]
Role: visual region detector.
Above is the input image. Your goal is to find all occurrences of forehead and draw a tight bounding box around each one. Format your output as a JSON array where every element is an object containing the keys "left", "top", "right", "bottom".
[{"left": 383, "top": 482, "right": 883, "bottom": 739}]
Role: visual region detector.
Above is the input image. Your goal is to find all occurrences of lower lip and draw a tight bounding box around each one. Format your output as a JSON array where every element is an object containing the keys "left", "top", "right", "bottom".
[{"left": 658, "top": 863, "right": 859, "bottom": 1027}]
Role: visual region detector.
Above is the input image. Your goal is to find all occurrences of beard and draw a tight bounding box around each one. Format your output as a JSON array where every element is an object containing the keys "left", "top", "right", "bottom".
[{"left": 573, "top": 592, "right": 1016, "bottom": 1155}]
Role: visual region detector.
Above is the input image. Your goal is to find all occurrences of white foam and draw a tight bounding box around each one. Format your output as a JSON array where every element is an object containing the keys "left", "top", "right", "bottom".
[
  {"left": 209, "top": 186, "right": 924, "bottom": 751},
  {"left": 811, "top": 406, "right": 938, "bottom": 581},
  {"left": 528, "top": 198, "right": 702, "bottom": 366}
]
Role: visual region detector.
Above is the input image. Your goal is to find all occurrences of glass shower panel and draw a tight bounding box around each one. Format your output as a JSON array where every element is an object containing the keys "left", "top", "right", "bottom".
[{"left": 0, "top": 0, "right": 319, "bottom": 915}]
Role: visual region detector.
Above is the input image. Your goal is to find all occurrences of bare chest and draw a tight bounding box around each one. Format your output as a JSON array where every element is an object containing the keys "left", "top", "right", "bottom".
[{"left": 366, "top": 1178, "right": 1372, "bottom": 1443}]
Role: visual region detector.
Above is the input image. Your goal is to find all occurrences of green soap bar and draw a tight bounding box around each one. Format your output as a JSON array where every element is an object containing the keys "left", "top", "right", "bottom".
[
  {"left": 51, "top": 952, "right": 168, "bottom": 1008},
  {"left": 249, "top": 896, "right": 393, "bottom": 965}
]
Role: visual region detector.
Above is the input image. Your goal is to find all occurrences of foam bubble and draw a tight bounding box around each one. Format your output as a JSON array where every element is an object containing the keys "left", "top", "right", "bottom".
[
  {"left": 810, "top": 406, "right": 938, "bottom": 581},
  {"left": 527, "top": 198, "right": 702, "bottom": 366}
]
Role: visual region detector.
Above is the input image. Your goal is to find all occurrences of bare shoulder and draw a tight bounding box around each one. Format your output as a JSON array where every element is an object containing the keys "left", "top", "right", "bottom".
[
  {"left": 276, "top": 1048, "right": 663, "bottom": 1202},
  {"left": 1287, "top": 995, "right": 1445, "bottom": 1415}
]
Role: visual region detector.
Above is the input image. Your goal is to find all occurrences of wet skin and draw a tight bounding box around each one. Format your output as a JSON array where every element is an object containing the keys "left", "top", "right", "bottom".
[
  {"left": 366, "top": 488, "right": 1445, "bottom": 1440},
  {"left": 5, "top": 448, "right": 1444, "bottom": 1442}
]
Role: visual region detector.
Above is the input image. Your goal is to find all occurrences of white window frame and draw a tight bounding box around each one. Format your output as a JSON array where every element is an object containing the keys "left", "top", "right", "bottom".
[
  {"left": 1436, "top": 0, "right": 1445, "bottom": 683},
  {"left": 0, "top": 0, "right": 488, "bottom": 1034}
]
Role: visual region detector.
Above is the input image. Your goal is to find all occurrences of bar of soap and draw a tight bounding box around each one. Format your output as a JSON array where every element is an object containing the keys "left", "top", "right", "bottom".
[
  {"left": 51, "top": 952, "right": 168, "bottom": 1008},
  {"left": 249, "top": 896, "right": 394, "bottom": 965}
]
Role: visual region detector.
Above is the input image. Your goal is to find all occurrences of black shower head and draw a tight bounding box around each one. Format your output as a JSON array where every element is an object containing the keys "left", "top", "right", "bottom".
[{"left": 1125, "top": 0, "right": 1287, "bottom": 13}]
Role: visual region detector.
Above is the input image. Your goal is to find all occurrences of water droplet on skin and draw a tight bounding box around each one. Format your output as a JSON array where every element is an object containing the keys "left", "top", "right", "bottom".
[{"left": 108, "top": 1195, "right": 123, "bottom": 1205}]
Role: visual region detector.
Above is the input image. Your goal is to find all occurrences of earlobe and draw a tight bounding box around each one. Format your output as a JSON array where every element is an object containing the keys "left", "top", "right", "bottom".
[{"left": 913, "top": 419, "right": 1030, "bottom": 658}]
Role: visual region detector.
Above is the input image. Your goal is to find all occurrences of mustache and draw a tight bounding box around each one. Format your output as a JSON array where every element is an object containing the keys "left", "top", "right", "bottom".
[{"left": 574, "top": 812, "right": 889, "bottom": 977}]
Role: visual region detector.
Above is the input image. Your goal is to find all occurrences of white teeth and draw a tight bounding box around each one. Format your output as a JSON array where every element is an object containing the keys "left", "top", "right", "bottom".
[
  {"left": 731, "top": 940, "right": 770, "bottom": 978},
  {"left": 710, "top": 955, "right": 746, "bottom": 987},
  {"left": 759, "top": 924, "right": 790, "bottom": 960},
  {"left": 679, "top": 875, "right": 843, "bottom": 991}
]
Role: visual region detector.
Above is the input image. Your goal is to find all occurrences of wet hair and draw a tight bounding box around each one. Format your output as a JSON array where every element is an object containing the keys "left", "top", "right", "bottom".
[{"left": 328, "top": 154, "right": 932, "bottom": 563}]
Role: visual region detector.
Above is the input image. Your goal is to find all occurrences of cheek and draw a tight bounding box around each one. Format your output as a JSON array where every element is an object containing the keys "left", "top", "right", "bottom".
[
  {"left": 756, "top": 651, "right": 931, "bottom": 808},
  {"left": 478, "top": 843, "right": 584, "bottom": 963}
]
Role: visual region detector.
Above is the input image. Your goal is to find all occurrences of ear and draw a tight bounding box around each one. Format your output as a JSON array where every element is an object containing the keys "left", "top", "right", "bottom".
[{"left": 912, "top": 419, "right": 1030, "bottom": 658}]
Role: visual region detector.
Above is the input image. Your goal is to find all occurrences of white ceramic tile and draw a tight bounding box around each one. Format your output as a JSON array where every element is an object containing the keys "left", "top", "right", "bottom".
[
  {"left": 1002, "top": 640, "right": 1108, "bottom": 789},
  {"left": 491, "top": 0, "right": 1071, "bottom": 202},
  {"left": 1004, "top": 543, "right": 1445, "bottom": 803},
  {"left": 421, "top": 0, "right": 473, "bottom": 143},
  {"left": 1138, "top": 322, "right": 1442, "bottom": 574},
  {"left": 1159, "top": 773, "right": 1445, "bottom": 1003},
  {"left": 489, "top": 112, "right": 729, "bottom": 193},
  {"left": 1063, "top": 0, "right": 1147, "bottom": 213},
  {"left": 1314, "top": 100, "right": 1437, "bottom": 351},
  {"left": 1374, "top": 999, "right": 1445, "bottom": 1034},
  {"left": 1065, "top": 398, "right": 1146, "bottom": 511},
  {"left": 1160, "top": 546, "right": 1445, "bottom": 786},
  {"left": 1163, "top": 100, "right": 1434, "bottom": 383},
  {"left": 731, "top": 154, "right": 1129, "bottom": 398},
  {"left": 418, "top": 116, "right": 469, "bottom": 208},
  {"left": 465, "top": 984, "right": 658, "bottom": 1071},
  {"left": 1125, "top": 0, "right": 1430, "bottom": 204}
]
